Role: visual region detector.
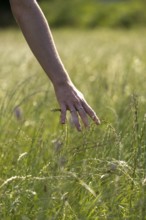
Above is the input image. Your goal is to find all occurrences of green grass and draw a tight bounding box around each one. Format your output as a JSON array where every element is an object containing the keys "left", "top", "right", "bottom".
[{"left": 0, "top": 28, "right": 146, "bottom": 219}]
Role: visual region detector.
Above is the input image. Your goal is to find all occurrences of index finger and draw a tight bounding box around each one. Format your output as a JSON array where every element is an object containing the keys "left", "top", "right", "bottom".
[{"left": 82, "top": 101, "right": 101, "bottom": 125}]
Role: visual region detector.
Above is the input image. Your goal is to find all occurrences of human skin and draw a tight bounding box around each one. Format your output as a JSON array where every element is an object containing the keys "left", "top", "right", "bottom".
[{"left": 9, "top": 0, "right": 100, "bottom": 131}]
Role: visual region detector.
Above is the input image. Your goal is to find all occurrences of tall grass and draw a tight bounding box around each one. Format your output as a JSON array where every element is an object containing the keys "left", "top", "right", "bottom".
[
  {"left": 39, "top": 0, "right": 146, "bottom": 28},
  {"left": 0, "top": 28, "right": 146, "bottom": 219}
]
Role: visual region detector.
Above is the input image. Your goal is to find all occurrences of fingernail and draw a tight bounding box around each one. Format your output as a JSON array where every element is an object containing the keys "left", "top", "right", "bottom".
[
  {"left": 61, "top": 120, "right": 66, "bottom": 124},
  {"left": 97, "top": 119, "right": 101, "bottom": 125}
]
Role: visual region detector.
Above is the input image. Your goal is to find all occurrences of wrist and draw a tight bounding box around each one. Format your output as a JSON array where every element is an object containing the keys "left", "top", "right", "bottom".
[{"left": 51, "top": 71, "right": 72, "bottom": 89}]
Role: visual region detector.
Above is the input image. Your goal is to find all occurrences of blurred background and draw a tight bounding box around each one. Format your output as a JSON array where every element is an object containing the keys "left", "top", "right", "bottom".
[{"left": 0, "top": 0, "right": 146, "bottom": 29}]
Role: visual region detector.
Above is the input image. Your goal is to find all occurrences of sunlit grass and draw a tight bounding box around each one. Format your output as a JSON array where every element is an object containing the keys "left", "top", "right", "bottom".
[{"left": 0, "top": 28, "right": 146, "bottom": 219}]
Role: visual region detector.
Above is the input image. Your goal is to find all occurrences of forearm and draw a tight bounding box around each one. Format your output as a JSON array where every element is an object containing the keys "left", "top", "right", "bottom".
[
  {"left": 10, "top": 0, "right": 100, "bottom": 130},
  {"left": 10, "top": 0, "right": 70, "bottom": 87}
]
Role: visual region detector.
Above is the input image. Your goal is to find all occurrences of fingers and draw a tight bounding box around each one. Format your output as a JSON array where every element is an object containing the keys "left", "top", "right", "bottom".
[
  {"left": 60, "top": 102, "right": 100, "bottom": 131},
  {"left": 82, "top": 101, "right": 101, "bottom": 125},
  {"left": 60, "top": 105, "right": 66, "bottom": 124},
  {"left": 70, "top": 107, "right": 82, "bottom": 131},
  {"left": 60, "top": 105, "right": 83, "bottom": 131},
  {"left": 60, "top": 104, "right": 86, "bottom": 131},
  {"left": 59, "top": 98, "right": 100, "bottom": 131},
  {"left": 76, "top": 106, "right": 89, "bottom": 128}
]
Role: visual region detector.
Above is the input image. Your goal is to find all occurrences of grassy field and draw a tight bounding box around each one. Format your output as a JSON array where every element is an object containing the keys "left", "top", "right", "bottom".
[{"left": 0, "top": 28, "right": 146, "bottom": 219}]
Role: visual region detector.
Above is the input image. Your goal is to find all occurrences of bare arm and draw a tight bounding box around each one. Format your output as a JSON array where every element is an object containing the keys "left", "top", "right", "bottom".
[{"left": 10, "top": 0, "right": 100, "bottom": 131}]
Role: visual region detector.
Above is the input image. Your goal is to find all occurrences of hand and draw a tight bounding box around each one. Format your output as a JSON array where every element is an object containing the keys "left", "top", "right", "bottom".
[{"left": 54, "top": 81, "right": 100, "bottom": 131}]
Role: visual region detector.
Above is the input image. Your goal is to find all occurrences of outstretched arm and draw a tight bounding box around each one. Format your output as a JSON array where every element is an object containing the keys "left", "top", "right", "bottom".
[{"left": 10, "top": 0, "right": 100, "bottom": 131}]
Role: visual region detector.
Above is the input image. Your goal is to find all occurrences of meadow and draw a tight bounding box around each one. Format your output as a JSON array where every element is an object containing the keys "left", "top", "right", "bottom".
[{"left": 0, "top": 28, "right": 146, "bottom": 219}]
